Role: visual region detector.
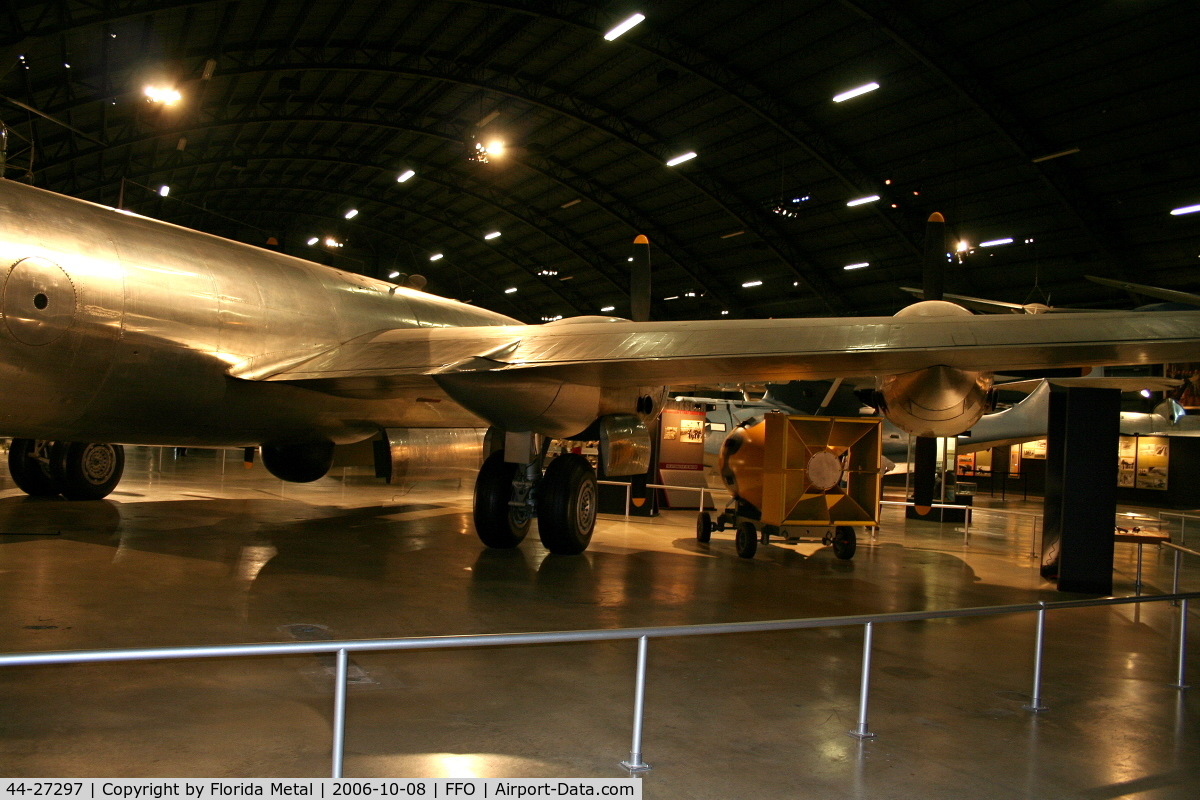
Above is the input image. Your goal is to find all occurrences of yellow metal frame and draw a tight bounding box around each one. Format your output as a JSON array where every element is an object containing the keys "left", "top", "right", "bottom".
[{"left": 759, "top": 413, "right": 883, "bottom": 528}]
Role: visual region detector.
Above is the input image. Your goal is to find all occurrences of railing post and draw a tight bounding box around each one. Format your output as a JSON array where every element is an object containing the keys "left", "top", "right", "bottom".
[
  {"left": 620, "top": 635, "right": 652, "bottom": 772},
  {"left": 1174, "top": 549, "right": 1182, "bottom": 604},
  {"left": 848, "top": 622, "right": 877, "bottom": 739},
  {"left": 1023, "top": 603, "right": 1049, "bottom": 712},
  {"left": 1135, "top": 543, "right": 1144, "bottom": 595},
  {"left": 624, "top": 482, "right": 631, "bottom": 519},
  {"left": 1172, "top": 599, "right": 1190, "bottom": 690},
  {"left": 331, "top": 648, "right": 348, "bottom": 778}
]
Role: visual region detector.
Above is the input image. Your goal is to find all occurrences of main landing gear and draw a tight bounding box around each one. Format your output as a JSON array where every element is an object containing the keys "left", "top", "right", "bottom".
[
  {"left": 7, "top": 439, "right": 125, "bottom": 500},
  {"left": 473, "top": 449, "right": 598, "bottom": 555}
]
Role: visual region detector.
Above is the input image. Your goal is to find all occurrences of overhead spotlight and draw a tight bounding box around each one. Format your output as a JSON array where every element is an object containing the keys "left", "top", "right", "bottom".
[
  {"left": 468, "top": 142, "right": 490, "bottom": 163},
  {"left": 158, "top": 185, "right": 170, "bottom": 197},
  {"left": 604, "top": 12, "right": 646, "bottom": 41},
  {"left": 344, "top": 209, "right": 358, "bottom": 219},
  {"left": 485, "top": 140, "right": 505, "bottom": 156},
  {"left": 306, "top": 237, "right": 319, "bottom": 246},
  {"left": 846, "top": 195, "right": 880, "bottom": 207},
  {"left": 144, "top": 85, "right": 181, "bottom": 105},
  {"left": 429, "top": 253, "right": 444, "bottom": 261},
  {"left": 832, "top": 82, "right": 879, "bottom": 103},
  {"left": 1140, "top": 389, "right": 1152, "bottom": 398},
  {"left": 720, "top": 310, "right": 729, "bottom": 315},
  {"left": 397, "top": 169, "right": 415, "bottom": 182},
  {"left": 956, "top": 240, "right": 969, "bottom": 252},
  {"left": 324, "top": 237, "right": 342, "bottom": 248},
  {"left": 538, "top": 269, "right": 559, "bottom": 276},
  {"left": 484, "top": 231, "right": 502, "bottom": 240},
  {"left": 666, "top": 151, "right": 697, "bottom": 167}
]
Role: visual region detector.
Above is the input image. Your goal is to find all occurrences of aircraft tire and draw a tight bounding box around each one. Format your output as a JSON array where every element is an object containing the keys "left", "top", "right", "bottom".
[
  {"left": 536, "top": 454, "right": 597, "bottom": 555},
  {"left": 832, "top": 526, "right": 857, "bottom": 560},
  {"left": 7, "top": 439, "right": 60, "bottom": 497},
  {"left": 735, "top": 521, "right": 758, "bottom": 559},
  {"left": 473, "top": 450, "right": 530, "bottom": 548},
  {"left": 696, "top": 511, "right": 712, "bottom": 543},
  {"left": 49, "top": 442, "right": 124, "bottom": 500}
]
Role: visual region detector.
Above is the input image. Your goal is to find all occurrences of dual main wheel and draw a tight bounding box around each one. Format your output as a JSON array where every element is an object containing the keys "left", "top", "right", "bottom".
[
  {"left": 473, "top": 451, "right": 597, "bottom": 555},
  {"left": 8, "top": 439, "right": 125, "bottom": 500}
]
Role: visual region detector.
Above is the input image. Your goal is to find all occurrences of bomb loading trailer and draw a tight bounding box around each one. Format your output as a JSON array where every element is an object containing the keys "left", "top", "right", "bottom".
[{"left": 699, "top": 413, "right": 883, "bottom": 559}]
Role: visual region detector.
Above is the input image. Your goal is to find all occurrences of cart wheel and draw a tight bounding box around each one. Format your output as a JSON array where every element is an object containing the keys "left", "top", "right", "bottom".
[
  {"left": 735, "top": 521, "right": 758, "bottom": 559},
  {"left": 832, "top": 526, "right": 856, "bottom": 560},
  {"left": 715, "top": 514, "right": 727, "bottom": 532},
  {"left": 696, "top": 511, "right": 713, "bottom": 543}
]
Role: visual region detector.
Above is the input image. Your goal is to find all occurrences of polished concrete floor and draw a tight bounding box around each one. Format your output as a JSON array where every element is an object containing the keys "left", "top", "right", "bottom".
[{"left": 1, "top": 446, "right": 1198, "bottom": 798}]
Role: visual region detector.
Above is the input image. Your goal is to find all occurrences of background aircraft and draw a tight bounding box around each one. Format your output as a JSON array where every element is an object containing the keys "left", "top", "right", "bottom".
[{"left": 3, "top": 180, "right": 1200, "bottom": 555}]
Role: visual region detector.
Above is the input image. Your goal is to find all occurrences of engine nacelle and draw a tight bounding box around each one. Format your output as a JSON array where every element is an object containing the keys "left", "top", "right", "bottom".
[
  {"left": 374, "top": 427, "right": 487, "bottom": 483},
  {"left": 876, "top": 300, "right": 994, "bottom": 438},
  {"left": 877, "top": 365, "right": 993, "bottom": 438}
]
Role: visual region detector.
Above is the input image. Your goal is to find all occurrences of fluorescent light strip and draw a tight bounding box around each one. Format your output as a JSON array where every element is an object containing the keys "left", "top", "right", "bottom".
[
  {"left": 504, "top": 287, "right": 517, "bottom": 294},
  {"left": 832, "top": 82, "right": 879, "bottom": 103},
  {"left": 306, "top": 237, "right": 319, "bottom": 246},
  {"left": 844, "top": 262, "right": 869, "bottom": 270},
  {"left": 429, "top": 253, "right": 443, "bottom": 261},
  {"left": 604, "top": 12, "right": 645, "bottom": 41},
  {"left": 979, "top": 237, "right": 1014, "bottom": 247},
  {"left": 397, "top": 169, "right": 415, "bottom": 183},
  {"left": 344, "top": 209, "right": 358, "bottom": 219},
  {"left": 741, "top": 280, "right": 762, "bottom": 288},
  {"left": 1170, "top": 203, "right": 1200, "bottom": 216},
  {"left": 846, "top": 195, "right": 880, "bottom": 207},
  {"left": 484, "top": 231, "right": 502, "bottom": 240},
  {"left": 720, "top": 230, "right": 745, "bottom": 239},
  {"left": 666, "top": 151, "right": 697, "bottom": 166},
  {"left": 601, "top": 306, "right": 615, "bottom": 312}
]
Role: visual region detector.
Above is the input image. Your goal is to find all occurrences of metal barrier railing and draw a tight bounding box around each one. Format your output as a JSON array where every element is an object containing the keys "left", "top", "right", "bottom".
[
  {"left": 881, "top": 499, "right": 1043, "bottom": 556},
  {"left": 597, "top": 480, "right": 715, "bottom": 519},
  {"left": 1159, "top": 511, "right": 1200, "bottom": 546},
  {"left": 1, "top": 591, "right": 1195, "bottom": 778}
]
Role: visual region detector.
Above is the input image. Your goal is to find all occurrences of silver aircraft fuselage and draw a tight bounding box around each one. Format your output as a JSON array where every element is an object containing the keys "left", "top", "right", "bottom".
[{"left": 0, "top": 180, "right": 512, "bottom": 446}]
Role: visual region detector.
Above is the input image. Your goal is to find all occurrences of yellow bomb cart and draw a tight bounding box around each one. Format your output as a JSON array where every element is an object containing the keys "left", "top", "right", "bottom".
[{"left": 700, "top": 413, "right": 883, "bottom": 559}]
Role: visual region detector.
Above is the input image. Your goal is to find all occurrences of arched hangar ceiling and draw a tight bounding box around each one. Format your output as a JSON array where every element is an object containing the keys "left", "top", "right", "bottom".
[{"left": 2, "top": 0, "right": 1197, "bottom": 323}]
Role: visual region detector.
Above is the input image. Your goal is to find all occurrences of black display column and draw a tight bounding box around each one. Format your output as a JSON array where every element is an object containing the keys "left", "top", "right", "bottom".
[{"left": 1040, "top": 386, "right": 1121, "bottom": 594}]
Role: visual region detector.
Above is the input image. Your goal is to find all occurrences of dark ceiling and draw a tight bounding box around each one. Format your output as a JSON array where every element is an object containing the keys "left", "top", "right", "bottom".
[{"left": 3, "top": 0, "right": 1198, "bottom": 323}]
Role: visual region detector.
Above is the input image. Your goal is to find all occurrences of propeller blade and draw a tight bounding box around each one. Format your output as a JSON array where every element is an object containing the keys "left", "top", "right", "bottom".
[
  {"left": 922, "top": 212, "right": 946, "bottom": 303},
  {"left": 631, "top": 234, "right": 651, "bottom": 322}
]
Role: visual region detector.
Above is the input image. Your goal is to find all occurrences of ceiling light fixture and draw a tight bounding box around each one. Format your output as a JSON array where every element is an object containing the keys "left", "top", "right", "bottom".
[
  {"left": 721, "top": 230, "right": 745, "bottom": 238},
  {"left": 979, "top": 237, "right": 1014, "bottom": 247},
  {"left": 397, "top": 169, "right": 415, "bottom": 183},
  {"left": 158, "top": 185, "right": 170, "bottom": 197},
  {"left": 144, "top": 85, "right": 181, "bottom": 105},
  {"left": 484, "top": 231, "right": 502, "bottom": 240},
  {"left": 741, "top": 280, "right": 762, "bottom": 288},
  {"left": 1170, "top": 203, "right": 1200, "bottom": 216},
  {"left": 666, "top": 151, "right": 697, "bottom": 166},
  {"left": 344, "top": 209, "right": 358, "bottom": 219},
  {"left": 560, "top": 198, "right": 582, "bottom": 208},
  {"left": 601, "top": 306, "right": 615, "bottom": 312},
  {"left": 604, "top": 12, "right": 646, "bottom": 41},
  {"left": 846, "top": 195, "right": 880, "bottom": 207},
  {"left": 832, "top": 82, "right": 879, "bottom": 103},
  {"left": 306, "top": 237, "right": 319, "bottom": 246},
  {"left": 429, "top": 253, "right": 444, "bottom": 261},
  {"left": 504, "top": 287, "right": 517, "bottom": 294},
  {"left": 485, "top": 140, "right": 505, "bottom": 156},
  {"left": 844, "top": 262, "right": 869, "bottom": 270},
  {"left": 388, "top": 271, "right": 400, "bottom": 278}
]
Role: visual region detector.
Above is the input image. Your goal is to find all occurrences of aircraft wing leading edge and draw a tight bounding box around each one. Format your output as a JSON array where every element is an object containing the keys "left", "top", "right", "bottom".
[{"left": 251, "top": 310, "right": 1200, "bottom": 397}]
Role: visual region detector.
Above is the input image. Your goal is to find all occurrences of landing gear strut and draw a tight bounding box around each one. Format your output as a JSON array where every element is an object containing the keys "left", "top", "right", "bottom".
[
  {"left": 7, "top": 439, "right": 125, "bottom": 500},
  {"left": 472, "top": 448, "right": 598, "bottom": 555}
]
